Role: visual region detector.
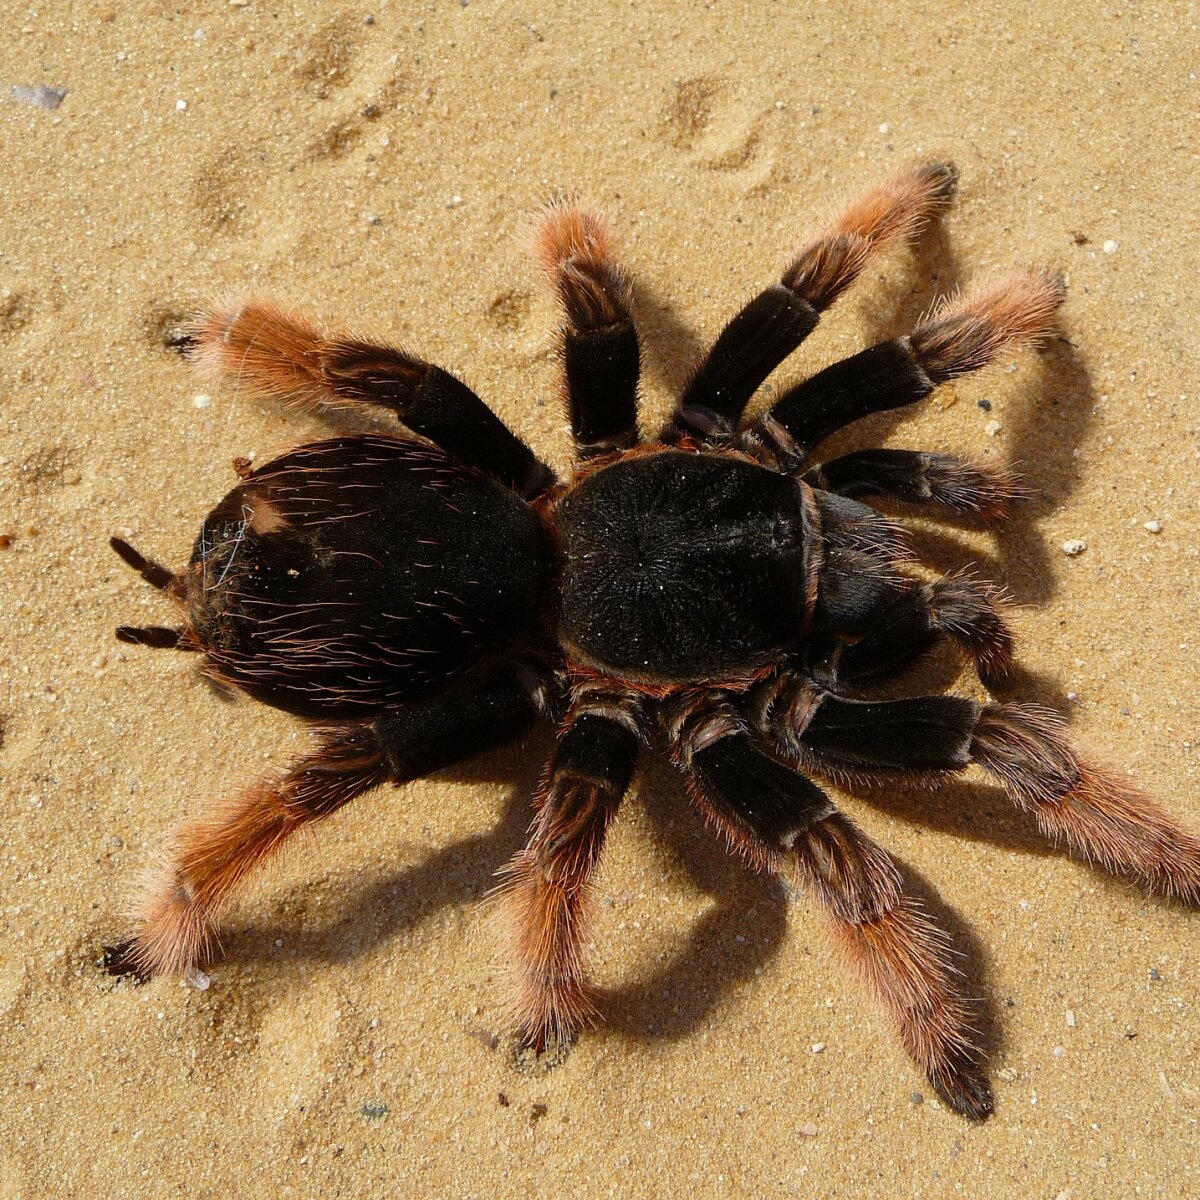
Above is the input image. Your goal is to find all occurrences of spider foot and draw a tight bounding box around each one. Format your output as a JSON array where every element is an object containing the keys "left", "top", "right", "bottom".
[
  {"left": 929, "top": 1052, "right": 995, "bottom": 1123},
  {"left": 515, "top": 1029, "right": 574, "bottom": 1073},
  {"left": 102, "top": 939, "right": 152, "bottom": 983}
]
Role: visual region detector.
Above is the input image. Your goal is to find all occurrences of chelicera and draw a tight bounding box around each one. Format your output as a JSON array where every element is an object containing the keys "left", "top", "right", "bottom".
[{"left": 106, "top": 164, "right": 1200, "bottom": 1120}]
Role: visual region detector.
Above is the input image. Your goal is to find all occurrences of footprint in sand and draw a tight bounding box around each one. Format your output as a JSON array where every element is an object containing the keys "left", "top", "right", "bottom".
[
  {"left": 0, "top": 289, "right": 34, "bottom": 342},
  {"left": 659, "top": 75, "right": 776, "bottom": 190}
]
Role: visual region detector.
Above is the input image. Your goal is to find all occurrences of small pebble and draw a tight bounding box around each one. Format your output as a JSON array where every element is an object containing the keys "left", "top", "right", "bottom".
[
  {"left": 996, "top": 1067, "right": 1019, "bottom": 1082},
  {"left": 1102, "top": 239, "right": 1118, "bottom": 254},
  {"left": 193, "top": 394, "right": 212, "bottom": 409},
  {"left": 878, "top": 122, "right": 889, "bottom": 134},
  {"left": 1052, "top": 1045, "right": 1066, "bottom": 1058},
  {"left": 1065, "top": 1009, "right": 1076, "bottom": 1028},
  {"left": 810, "top": 1042, "right": 826, "bottom": 1054},
  {"left": 977, "top": 398, "right": 992, "bottom": 411},
  {"left": 185, "top": 967, "right": 210, "bottom": 991},
  {"left": 175, "top": 98, "right": 188, "bottom": 111},
  {"left": 910, "top": 1092, "right": 924, "bottom": 1105},
  {"left": 1061, "top": 539, "right": 1087, "bottom": 556},
  {"left": 1143, "top": 519, "right": 1162, "bottom": 534},
  {"left": 985, "top": 419, "right": 1003, "bottom": 437},
  {"left": 364, "top": 212, "right": 382, "bottom": 226},
  {"left": 10, "top": 84, "right": 67, "bottom": 109},
  {"left": 798, "top": 1122, "right": 819, "bottom": 1138},
  {"left": 1149, "top": 968, "right": 1162, "bottom": 982}
]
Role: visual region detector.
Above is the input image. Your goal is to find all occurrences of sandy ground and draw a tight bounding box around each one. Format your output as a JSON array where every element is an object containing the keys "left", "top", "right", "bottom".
[{"left": 2, "top": 2, "right": 1198, "bottom": 1197}]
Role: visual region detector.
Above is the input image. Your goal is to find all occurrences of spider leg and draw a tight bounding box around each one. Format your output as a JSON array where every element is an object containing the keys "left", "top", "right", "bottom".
[
  {"left": 771, "top": 692, "right": 1200, "bottom": 903},
  {"left": 805, "top": 449, "right": 1025, "bottom": 523},
  {"left": 749, "top": 270, "right": 1065, "bottom": 469},
  {"left": 500, "top": 690, "right": 641, "bottom": 1049},
  {"left": 667, "top": 697, "right": 991, "bottom": 1120},
  {"left": 114, "top": 625, "right": 194, "bottom": 650},
  {"left": 816, "top": 569, "right": 1014, "bottom": 692},
  {"left": 104, "top": 724, "right": 389, "bottom": 980},
  {"left": 106, "top": 674, "right": 542, "bottom": 979},
  {"left": 187, "top": 301, "right": 554, "bottom": 498},
  {"left": 109, "top": 535, "right": 177, "bottom": 592},
  {"left": 666, "top": 162, "right": 957, "bottom": 442},
  {"left": 534, "top": 201, "right": 641, "bottom": 458}
]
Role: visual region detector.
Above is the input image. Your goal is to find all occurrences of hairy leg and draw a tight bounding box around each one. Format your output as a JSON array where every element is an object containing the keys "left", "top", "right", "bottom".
[
  {"left": 188, "top": 301, "right": 553, "bottom": 497},
  {"left": 106, "top": 725, "right": 389, "bottom": 979},
  {"left": 501, "top": 688, "right": 642, "bottom": 1048},
  {"left": 751, "top": 270, "right": 1064, "bottom": 468},
  {"left": 822, "top": 570, "right": 1014, "bottom": 691},
  {"left": 774, "top": 692, "right": 1200, "bottom": 903},
  {"left": 667, "top": 695, "right": 991, "bottom": 1119},
  {"left": 805, "top": 449, "right": 1024, "bottom": 523},
  {"left": 107, "top": 674, "right": 542, "bottom": 978}
]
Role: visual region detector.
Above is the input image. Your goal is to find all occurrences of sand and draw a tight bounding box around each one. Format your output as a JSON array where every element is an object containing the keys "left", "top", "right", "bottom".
[{"left": 2, "top": 2, "right": 1198, "bottom": 1196}]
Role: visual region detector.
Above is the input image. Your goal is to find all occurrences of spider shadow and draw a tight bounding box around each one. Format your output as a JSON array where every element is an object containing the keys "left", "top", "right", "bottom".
[
  {"left": 229, "top": 730, "right": 555, "bottom": 972},
  {"left": 631, "top": 276, "right": 708, "bottom": 410},
  {"left": 227, "top": 736, "right": 809, "bottom": 1050},
  {"left": 595, "top": 753, "right": 794, "bottom": 1042}
]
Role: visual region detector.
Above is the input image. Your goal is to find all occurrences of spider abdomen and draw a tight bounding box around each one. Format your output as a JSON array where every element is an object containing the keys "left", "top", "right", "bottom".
[
  {"left": 185, "top": 434, "right": 551, "bottom": 716},
  {"left": 556, "top": 450, "right": 811, "bottom": 683}
]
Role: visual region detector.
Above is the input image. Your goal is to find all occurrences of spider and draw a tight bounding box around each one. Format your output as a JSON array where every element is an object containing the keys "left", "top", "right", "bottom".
[{"left": 105, "top": 163, "right": 1200, "bottom": 1121}]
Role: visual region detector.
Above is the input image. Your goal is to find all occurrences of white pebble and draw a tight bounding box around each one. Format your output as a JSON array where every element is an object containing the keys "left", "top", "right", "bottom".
[
  {"left": 810, "top": 1042, "right": 826, "bottom": 1054},
  {"left": 985, "top": 420, "right": 1003, "bottom": 437},
  {"left": 193, "top": 393, "right": 212, "bottom": 409},
  {"left": 1052, "top": 1045, "right": 1066, "bottom": 1058},
  {"left": 1061, "top": 539, "right": 1087, "bottom": 557},
  {"left": 1102, "top": 239, "right": 1118, "bottom": 254},
  {"left": 175, "top": 98, "right": 188, "bottom": 112},
  {"left": 1143, "top": 519, "right": 1162, "bottom": 534},
  {"left": 878, "top": 123, "right": 889, "bottom": 134},
  {"left": 1065, "top": 1009, "right": 1076, "bottom": 1028},
  {"left": 798, "top": 1122, "right": 819, "bottom": 1138},
  {"left": 186, "top": 967, "right": 211, "bottom": 990}
]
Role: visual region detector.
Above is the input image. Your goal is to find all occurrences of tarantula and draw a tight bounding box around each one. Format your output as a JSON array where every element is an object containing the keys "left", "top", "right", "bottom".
[{"left": 105, "top": 163, "right": 1200, "bottom": 1120}]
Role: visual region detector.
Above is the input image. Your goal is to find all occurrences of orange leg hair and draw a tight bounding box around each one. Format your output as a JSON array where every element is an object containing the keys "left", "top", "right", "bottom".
[
  {"left": 500, "top": 703, "right": 641, "bottom": 1049},
  {"left": 782, "top": 160, "right": 959, "bottom": 312},
  {"left": 972, "top": 705, "right": 1200, "bottom": 904}
]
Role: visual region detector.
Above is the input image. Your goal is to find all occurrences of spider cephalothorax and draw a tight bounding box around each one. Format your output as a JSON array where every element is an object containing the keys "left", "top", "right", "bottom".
[{"left": 106, "top": 164, "right": 1200, "bottom": 1121}]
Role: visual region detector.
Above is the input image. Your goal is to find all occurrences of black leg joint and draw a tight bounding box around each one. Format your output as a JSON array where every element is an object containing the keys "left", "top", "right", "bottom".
[
  {"left": 800, "top": 695, "right": 981, "bottom": 772},
  {"left": 565, "top": 323, "right": 641, "bottom": 454},
  {"left": 690, "top": 734, "right": 835, "bottom": 848},
  {"left": 768, "top": 339, "right": 933, "bottom": 457},
  {"left": 674, "top": 284, "right": 819, "bottom": 437},
  {"left": 373, "top": 674, "right": 538, "bottom": 782},
  {"left": 807, "top": 449, "right": 938, "bottom": 502},
  {"left": 553, "top": 712, "right": 640, "bottom": 793},
  {"left": 406, "top": 367, "right": 555, "bottom": 498}
]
